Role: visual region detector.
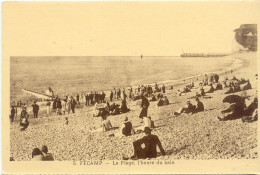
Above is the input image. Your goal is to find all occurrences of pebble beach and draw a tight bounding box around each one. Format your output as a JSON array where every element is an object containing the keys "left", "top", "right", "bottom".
[{"left": 10, "top": 52, "right": 258, "bottom": 161}]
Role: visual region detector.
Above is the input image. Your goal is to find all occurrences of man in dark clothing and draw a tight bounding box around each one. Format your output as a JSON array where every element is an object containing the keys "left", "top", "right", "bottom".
[
  {"left": 121, "top": 116, "right": 135, "bottom": 136},
  {"left": 218, "top": 102, "right": 246, "bottom": 121},
  {"left": 85, "top": 94, "right": 89, "bottom": 106},
  {"left": 10, "top": 106, "right": 16, "bottom": 122},
  {"left": 20, "top": 107, "right": 28, "bottom": 121},
  {"left": 157, "top": 98, "right": 164, "bottom": 107},
  {"left": 110, "top": 91, "right": 113, "bottom": 102},
  {"left": 32, "top": 101, "right": 39, "bottom": 118},
  {"left": 214, "top": 74, "right": 219, "bottom": 83},
  {"left": 76, "top": 94, "right": 80, "bottom": 105},
  {"left": 174, "top": 100, "right": 196, "bottom": 115},
  {"left": 162, "top": 84, "right": 166, "bottom": 93},
  {"left": 53, "top": 96, "right": 58, "bottom": 110},
  {"left": 193, "top": 98, "right": 204, "bottom": 113},
  {"left": 121, "top": 99, "right": 129, "bottom": 113},
  {"left": 114, "top": 88, "right": 117, "bottom": 100},
  {"left": 110, "top": 103, "right": 120, "bottom": 112},
  {"left": 117, "top": 89, "right": 121, "bottom": 100},
  {"left": 70, "top": 96, "right": 77, "bottom": 113},
  {"left": 243, "top": 98, "right": 258, "bottom": 116},
  {"left": 130, "top": 127, "right": 166, "bottom": 159},
  {"left": 150, "top": 94, "right": 157, "bottom": 102},
  {"left": 139, "top": 95, "right": 150, "bottom": 119},
  {"left": 56, "top": 98, "right": 62, "bottom": 115},
  {"left": 89, "top": 92, "right": 94, "bottom": 105},
  {"left": 101, "top": 92, "right": 106, "bottom": 103}
]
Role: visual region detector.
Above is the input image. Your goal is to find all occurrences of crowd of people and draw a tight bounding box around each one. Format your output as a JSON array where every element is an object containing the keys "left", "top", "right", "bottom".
[{"left": 10, "top": 71, "right": 258, "bottom": 161}]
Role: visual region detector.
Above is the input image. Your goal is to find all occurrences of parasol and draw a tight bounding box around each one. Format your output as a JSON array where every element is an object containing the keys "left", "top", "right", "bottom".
[{"left": 222, "top": 95, "right": 245, "bottom": 104}]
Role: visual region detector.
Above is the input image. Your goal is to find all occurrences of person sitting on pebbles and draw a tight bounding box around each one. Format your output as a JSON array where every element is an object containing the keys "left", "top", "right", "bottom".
[
  {"left": 42, "top": 145, "right": 54, "bottom": 161},
  {"left": 241, "top": 79, "right": 252, "bottom": 91},
  {"left": 225, "top": 85, "right": 234, "bottom": 94},
  {"left": 205, "top": 84, "right": 214, "bottom": 93},
  {"left": 242, "top": 97, "right": 258, "bottom": 123},
  {"left": 135, "top": 116, "right": 155, "bottom": 132},
  {"left": 157, "top": 97, "right": 164, "bottom": 107},
  {"left": 112, "top": 116, "right": 135, "bottom": 137},
  {"left": 92, "top": 102, "right": 100, "bottom": 117},
  {"left": 90, "top": 113, "right": 113, "bottom": 132},
  {"left": 150, "top": 94, "right": 157, "bottom": 102},
  {"left": 20, "top": 116, "right": 29, "bottom": 131},
  {"left": 174, "top": 100, "right": 196, "bottom": 116},
  {"left": 192, "top": 98, "right": 204, "bottom": 113},
  {"left": 163, "top": 96, "right": 169, "bottom": 105},
  {"left": 121, "top": 99, "right": 130, "bottom": 113},
  {"left": 101, "top": 115, "right": 113, "bottom": 132},
  {"left": 157, "top": 96, "right": 169, "bottom": 107},
  {"left": 218, "top": 102, "right": 246, "bottom": 121},
  {"left": 31, "top": 148, "right": 44, "bottom": 161},
  {"left": 124, "top": 127, "right": 166, "bottom": 160}
]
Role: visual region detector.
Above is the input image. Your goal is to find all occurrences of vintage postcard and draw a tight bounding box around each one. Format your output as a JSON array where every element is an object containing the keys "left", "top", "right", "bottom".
[{"left": 2, "top": 1, "right": 260, "bottom": 174}]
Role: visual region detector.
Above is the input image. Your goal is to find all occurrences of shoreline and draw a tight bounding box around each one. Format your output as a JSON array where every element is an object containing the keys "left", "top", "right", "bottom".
[
  {"left": 12, "top": 53, "right": 247, "bottom": 104},
  {"left": 92, "top": 53, "right": 245, "bottom": 95}
]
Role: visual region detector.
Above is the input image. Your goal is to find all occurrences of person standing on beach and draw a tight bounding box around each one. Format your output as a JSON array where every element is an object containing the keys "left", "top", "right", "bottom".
[
  {"left": 85, "top": 93, "right": 89, "bottom": 106},
  {"left": 101, "top": 92, "right": 106, "bottom": 103},
  {"left": 89, "top": 92, "right": 94, "bottom": 105},
  {"left": 10, "top": 106, "right": 15, "bottom": 122},
  {"left": 139, "top": 95, "right": 150, "bottom": 119},
  {"left": 162, "top": 84, "right": 166, "bottom": 94},
  {"left": 61, "top": 100, "right": 67, "bottom": 115},
  {"left": 117, "top": 89, "right": 121, "bottom": 100},
  {"left": 76, "top": 94, "right": 80, "bottom": 105},
  {"left": 32, "top": 101, "right": 39, "bottom": 118},
  {"left": 56, "top": 98, "right": 62, "bottom": 116},
  {"left": 114, "top": 88, "right": 117, "bottom": 100},
  {"left": 53, "top": 95, "right": 58, "bottom": 110},
  {"left": 70, "top": 96, "right": 77, "bottom": 113},
  {"left": 110, "top": 91, "right": 113, "bottom": 102},
  {"left": 46, "top": 100, "right": 51, "bottom": 116}
]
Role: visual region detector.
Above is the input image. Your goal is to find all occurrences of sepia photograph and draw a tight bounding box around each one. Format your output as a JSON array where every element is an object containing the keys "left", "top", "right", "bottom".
[{"left": 2, "top": 1, "right": 260, "bottom": 174}]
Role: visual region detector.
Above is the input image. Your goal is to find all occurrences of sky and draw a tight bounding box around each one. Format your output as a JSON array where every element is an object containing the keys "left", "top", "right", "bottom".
[{"left": 3, "top": 1, "right": 260, "bottom": 56}]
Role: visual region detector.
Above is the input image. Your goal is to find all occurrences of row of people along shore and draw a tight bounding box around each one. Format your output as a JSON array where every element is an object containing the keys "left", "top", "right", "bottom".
[{"left": 10, "top": 72, "right": 258, "bottom": 161}]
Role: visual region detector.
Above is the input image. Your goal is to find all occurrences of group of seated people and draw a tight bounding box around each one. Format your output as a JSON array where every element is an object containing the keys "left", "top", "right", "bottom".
[
  {"left": 91, "top": 110, "right": 156, "bottom": 138},
  {"left": 157, "top": 96, "right": 170, "bottom": 107},
  {"left": 31, "top": 145, "right": 54, "bottom": 161},
  {"left": 93, "top": 100, "right": 130, "bottom": 117},
  {"left": 173, "top": 98, "right": 204, "bottom": 115},
  {"left": 218, "top": 97, "right": 258, "bottom": 122},
  {"left": 224, "top": 80, "right": 252, "bottom": 94},
  {"left": 181, "top": 86, "right": 192, "bottom": 93}
]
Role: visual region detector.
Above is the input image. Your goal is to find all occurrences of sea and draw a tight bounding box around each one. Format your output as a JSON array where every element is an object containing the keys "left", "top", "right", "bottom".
[{"left": 10, "top": 56, "right": 240, "bottom": 103}]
